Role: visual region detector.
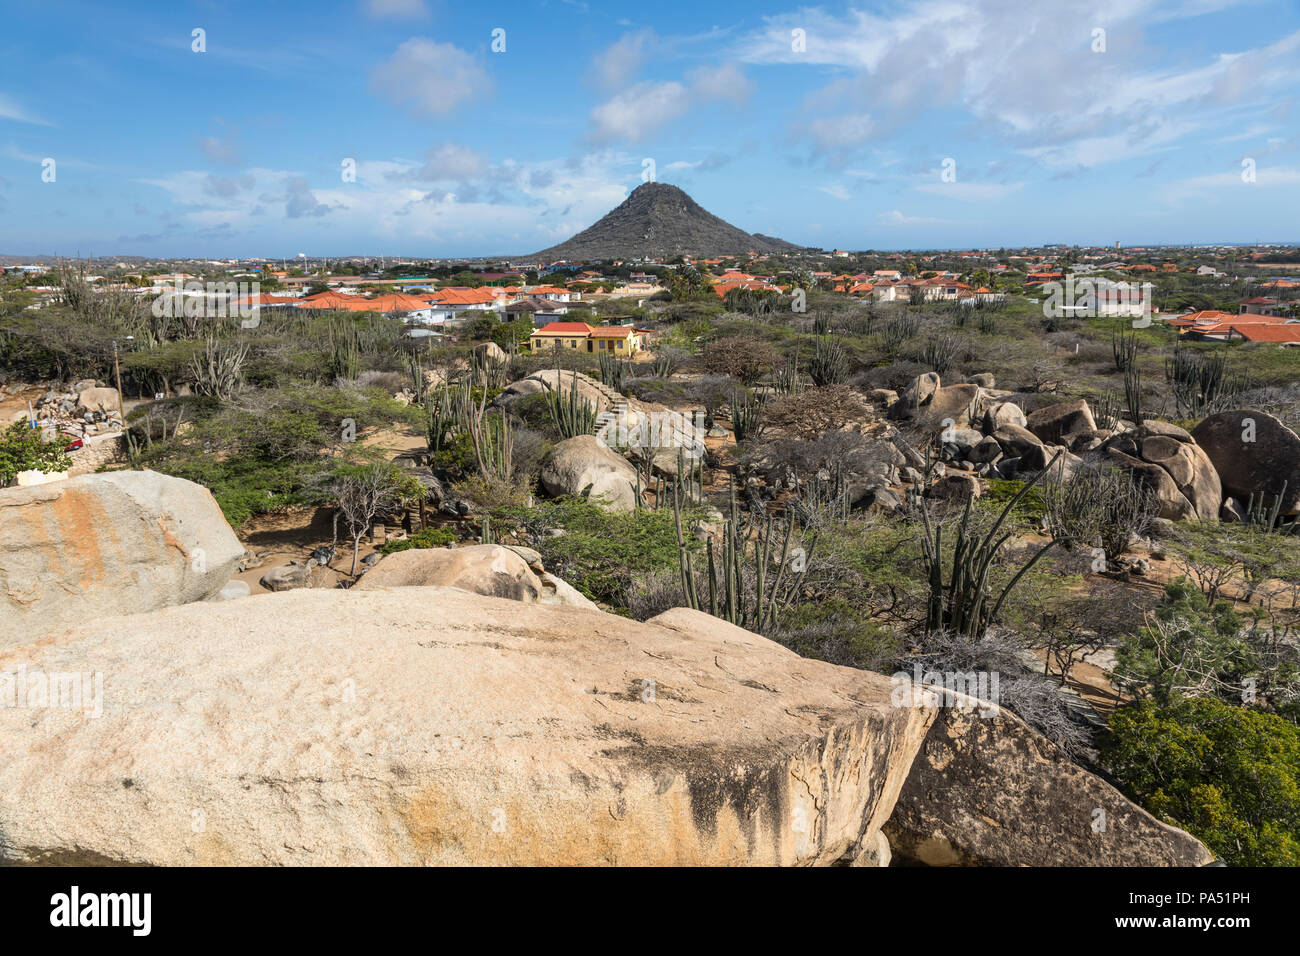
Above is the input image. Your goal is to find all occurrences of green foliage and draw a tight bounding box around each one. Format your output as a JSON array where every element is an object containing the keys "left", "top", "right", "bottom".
[
  {"left": 491, "top": 496, "right": 694, "bottom": 608},
  {"left": 673, "top": 485, "right": 815, "bottom": 633},
  {"left": 810, "top": 335, "right": 849, "bottom": 386},
  {"left": 982, "top": 478, "right": 1046, "bottom": 525},
  {"left": 0, "top": 421, "right": 73, "bottom": 486},
  {"left": 1101, "top": 696, "right": 1300, "bottom": 866},
  {"left": 545, "top": 371, "right": 598, "bottom": 439},
  {"left": 730, "top": 387, "right": 762, "bottom": 441},
  {"left": 123, "top": 386, "right": 418, "bottom": 527},
  {"left": 1113, "top": 578, "right": 1289, "bottom": 707},
  {"left": 919, "top": 454, "right": 1059, "bottom": 639},
  {"left": 377, "top": 526, "right": 456, "bottom": 555}
]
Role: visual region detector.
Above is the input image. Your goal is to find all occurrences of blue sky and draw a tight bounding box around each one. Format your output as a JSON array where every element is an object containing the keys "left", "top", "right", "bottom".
[{"left": 1, "top": 0, "right": 1298, "bottom": 257}]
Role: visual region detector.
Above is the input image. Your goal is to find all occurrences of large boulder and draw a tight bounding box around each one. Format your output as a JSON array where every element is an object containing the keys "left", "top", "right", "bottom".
[
  {"left": 1137, "top": 435, "right": 1221, "bottom": 521},
  {"left": 540, "top": 435, "right": 640, "bottom": 511},
  {"left": 1025, "top": 399, "right": 1096, "bottom": 446},
  {"left": 893, "top": 382, "right": 986, "bottom": 428},
  {"left": 523, "top": 368, "right": 621, "bottom": 413},
  {"left": 884, "top": 692, "right": 1215, "bottom": 867},
  {"left": 1192, "top": 409, "right": 1300, "bottom": 514},
  {"left": 473, "top": 341, "right": 508, "bottom": 369},
  {"left": 0, "top": 470, "right": 243, "bottom": 644},
  {"left": 75, "top": 386, "right": 120, "bottom": 415},
  {"left": 992, "top": 424, "right": 1043, "bottom": 457},
  {"left": 983, "top": 401, "right": 1027, "bottom": 432},
  {"left": 0, "top": 590, "right": 934, "bottom": 865},
  {"left": 899, "top": 371, "right": 940, "bottom": 408},
  {"left": 1106, "top": 449, "right": 1196, "bottom": 520},
  {"left": 258, "top": 562, "right": 312, "bottom": 593},
  {"left": 356, "top": 544, "right": 597, "bottom": 610}
]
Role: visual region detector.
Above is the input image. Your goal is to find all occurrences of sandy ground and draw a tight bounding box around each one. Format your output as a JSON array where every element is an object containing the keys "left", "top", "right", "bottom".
[{"left": 233, "top": 506, "right": 394, "bottom": 595}]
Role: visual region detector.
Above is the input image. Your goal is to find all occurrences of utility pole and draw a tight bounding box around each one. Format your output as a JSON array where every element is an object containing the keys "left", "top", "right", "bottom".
[{"left": 112, "top": 336, "right": 132, "bottom": 424}]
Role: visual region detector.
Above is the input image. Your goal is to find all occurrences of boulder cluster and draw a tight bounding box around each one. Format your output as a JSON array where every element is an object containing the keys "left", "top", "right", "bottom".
[
  {"left": 0, "top": 469, "right": 1215, "bottom": 866},
  {"left": 887, "top": 372, "right": 1298, "bottom": 522}
]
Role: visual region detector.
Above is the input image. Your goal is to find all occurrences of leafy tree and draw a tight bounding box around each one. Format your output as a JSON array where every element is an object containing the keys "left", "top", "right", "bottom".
[{"left": 1101, "top": 696, "right": 1300, "bottom": 866}]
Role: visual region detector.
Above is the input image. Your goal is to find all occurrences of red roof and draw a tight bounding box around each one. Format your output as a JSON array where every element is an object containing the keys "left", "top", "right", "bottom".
[{"left": 531, "top": 322, "right": 594, "bottom": 336}]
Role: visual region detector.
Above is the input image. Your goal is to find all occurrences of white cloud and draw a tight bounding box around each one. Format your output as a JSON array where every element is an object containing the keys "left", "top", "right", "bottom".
[
  {"left": 914, "top": 180, "right": 1026, "bottom": 201},
  {"left": 587, "top": 64, "right": 754, "bottom": 144},
  {"left": 411, "top": 144, "right": 487, "bottom": 181},
  {"left": 588, "top": 81, "right": 690, "bottom": 144},
  {"left": 818, "top": 183, "right": 852, "bottom": 200},
  {"left": 137, "top": 152, "right": 640, "bottom": 252},
  {"left": 687, "top": 63, "right": 753, "bottom": 105},
  {"left": 0, "top": 93, "right": 51, "bottom": 126},
  {"left": 370, "top": 39, "right": 493, "bottom": 117},
  {"left": 805, "top": 113, "right": 874, "bottom": 152},
  {"left": 588, "top": 30, "right": 657, "bottom": 90},
  {"left": 878, "top": 209, "right": 952, "bottom": 226},
  {"left": 736, "top": 2, "right": 1300, "bottom": 169},
  {"left": 199, "top": 136, "right": 242, "bottom": 166}
]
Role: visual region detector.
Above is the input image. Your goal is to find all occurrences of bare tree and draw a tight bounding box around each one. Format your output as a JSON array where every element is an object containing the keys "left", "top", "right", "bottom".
[{"left": 327, "top": 463, "right": 421, "bottom": 575}]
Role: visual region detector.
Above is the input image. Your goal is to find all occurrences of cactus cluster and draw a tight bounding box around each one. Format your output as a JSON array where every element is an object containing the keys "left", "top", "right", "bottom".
[
  {"left": 673, "top": 482, "right": 814, "bottom": 633},
  {"left": 546, "top": 368, "right": 599, "bottom": 438},
  {"left": 919, "top": 451, "right": 1060, "bottom": 639}
]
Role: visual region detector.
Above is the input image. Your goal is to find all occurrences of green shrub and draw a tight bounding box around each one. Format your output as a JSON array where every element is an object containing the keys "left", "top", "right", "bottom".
[
  {"left": 378, "top": 526, "right": 456, "bottom": 555},
  {"left": 1101, "top": 696, "right": 1300, "bottom": 866},
  {"left": 0, "top": 420, "right": 73, "bottom": 486},
  {"left": 491, "top": 497, "right": 696, "bottom": 609}
]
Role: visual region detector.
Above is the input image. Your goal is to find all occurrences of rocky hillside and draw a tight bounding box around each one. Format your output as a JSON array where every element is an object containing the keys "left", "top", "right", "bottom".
[{"left": 532, "top": 183, "right": 806, "bottom": 260}]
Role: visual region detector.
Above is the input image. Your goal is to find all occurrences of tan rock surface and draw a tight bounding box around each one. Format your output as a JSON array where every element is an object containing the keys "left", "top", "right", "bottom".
[
  {"left": 0, "top": 591, "right": 934, "bottom": 865},
  {"left": 0, "top": 470, "right": 243, "bottom": 644}
]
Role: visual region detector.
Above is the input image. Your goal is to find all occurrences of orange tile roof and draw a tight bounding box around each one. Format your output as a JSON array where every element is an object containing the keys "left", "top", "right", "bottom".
[
  {"left": 429, "top": 287, "right": 498, "bottom": 305},
  {"left": 1229, "top": 324, "right": 1300, "bottom": 342},
  {"left": 588, "top": 326, "right": 634, "bottom": 338}
]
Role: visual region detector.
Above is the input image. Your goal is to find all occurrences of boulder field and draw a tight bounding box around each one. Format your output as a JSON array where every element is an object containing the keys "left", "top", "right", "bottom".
[{"left": 0, "top": 472, "right": 1214, "bottom": 866}]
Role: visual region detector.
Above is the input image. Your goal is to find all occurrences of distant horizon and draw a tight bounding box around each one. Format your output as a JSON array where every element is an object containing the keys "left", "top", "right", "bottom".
[{"left": 4, "top": 238, "right": 1300, "bottom": 265}]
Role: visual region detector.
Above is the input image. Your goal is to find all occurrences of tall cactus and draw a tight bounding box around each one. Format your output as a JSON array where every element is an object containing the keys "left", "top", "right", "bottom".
[
  {"left": 919, "top": 450, "right": 1061, "bottom": 639},
  {"left": 730, "top": 388, "right": 762, "bottom": 441},
  {"left": 546, "top": 369, "right": 598, "bottom": 438},
  {"left": 672, "top": 481, "right": 814, "bottom": 633},
  {"left": 810, "top": 334, "right": 848, "bottom": 386}
]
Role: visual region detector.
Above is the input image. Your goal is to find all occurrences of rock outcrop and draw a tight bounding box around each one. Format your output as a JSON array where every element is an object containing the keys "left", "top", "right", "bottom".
[
  {"left": 884, "top": 694, "right": 1215, "bottom": 867},
  {"left": 539, "top": 435, "right": 641, "bottom": 511},
  {"left": 0, "top": 470, "right": 243, "bottom": 644},
  {"left": 1026, "top": 399, "right": 1096, "bottom": 447},
  {"left": 0, "top": 590, "right": 933, "bottom": 866},
  {"left": 1192, "top": 409, "right": 1300, "bottom": 514},
  {"left": 356, "top": 544, "right": 598, "bottom": 610}
]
